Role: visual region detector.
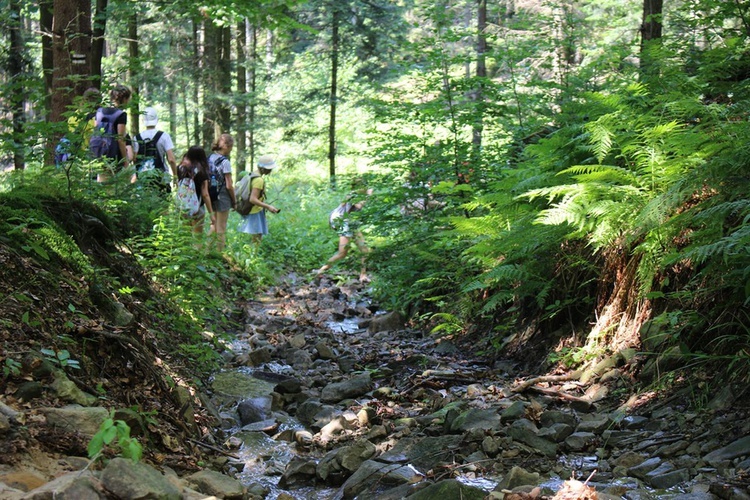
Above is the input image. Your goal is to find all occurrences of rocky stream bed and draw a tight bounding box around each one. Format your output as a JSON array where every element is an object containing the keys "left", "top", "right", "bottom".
[{"left": 2, "top": 273, "right": 750, "bottom": 499}]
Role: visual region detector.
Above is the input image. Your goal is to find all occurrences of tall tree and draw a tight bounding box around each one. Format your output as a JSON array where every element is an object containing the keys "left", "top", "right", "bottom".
[
  {"left": 50, "top": 0, "right": 93, "bottom": 123},
  {"left": 8, "top": 0, "right": 28, "bottom": 169},
  {"left": 471, "top": 0, "right": 487, "bottom": 156},
  {"left": 640, "top": 0, "right": 663, "bottom": 76},
  {"left": 328, "top": 6, "right": 340, "bottom": 185},
  {"left": 91, "top": 0, "right": 107, "bottom": 87},
  {"left": 236, "top": 19, "right": 247, "bottom": 174}
]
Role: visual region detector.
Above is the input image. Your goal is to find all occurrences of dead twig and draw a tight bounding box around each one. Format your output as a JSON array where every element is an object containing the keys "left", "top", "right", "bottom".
[{"left": 186, "top": 438, "right": 240, "bottom": 459}]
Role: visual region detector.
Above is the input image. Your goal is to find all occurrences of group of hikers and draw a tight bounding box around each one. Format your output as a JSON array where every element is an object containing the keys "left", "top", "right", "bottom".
[{"left": 56, "top": 83, "right": 370, "bottom": 278}]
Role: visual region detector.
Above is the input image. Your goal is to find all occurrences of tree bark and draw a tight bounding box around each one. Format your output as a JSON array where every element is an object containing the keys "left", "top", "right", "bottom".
[
  {"left": 328, "top": 7, "right": 340, "bottom": 186},
  {"left": 236, "top": 19, "right": 247, "bottom": 174},
  {"left": 9, "top": 0, "right": 27, "bottom": 169},
  {"left": 249, "top": 25, "right": 258, "bottom": 169},
  {"left": 91, "top": 0, "right": 107, "bottom": 88},
  {"left": 472, "top": 0, "right": 487, "bottom": 155},
  {"left": 128, "top": 13, "right": 139, "bottom": 136},
  {"left": 640, "top": 0, "right": 663, "bottom": 77},
  {"left": 50, "top": 0, "right": 93, "bottom": 123},
  {"left": 40, "top": 0, "right": 53, "bottom": 115}
]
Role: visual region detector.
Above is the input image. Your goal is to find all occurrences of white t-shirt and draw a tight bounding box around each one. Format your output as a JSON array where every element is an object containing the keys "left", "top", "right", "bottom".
[{"left": 133, "top": 128, "right": 175, "bottom": 174}]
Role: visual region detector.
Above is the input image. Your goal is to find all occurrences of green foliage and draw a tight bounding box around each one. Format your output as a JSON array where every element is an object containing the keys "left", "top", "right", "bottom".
[
  {"left": 3, "top": 357, "right": 22, "bottom": 378},
  {"left": 88, "top": 415, "right": 143, "bottom": 463},
  {"left": 41, "top": 348, "right": 81, "bottom": 370}
]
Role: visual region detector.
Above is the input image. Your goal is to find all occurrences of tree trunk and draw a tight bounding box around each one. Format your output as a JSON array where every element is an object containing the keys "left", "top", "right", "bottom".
[
  {"left": 40, "top": 0, "right": 53, "bottom": 116},
  {"left": 128, "top": 13, "right": 139, "bottom": 136},
  {"left": 328, "top": 7, "right": 340, "bottom": 186},
  {"left": 236, "top": 19, "right": 247, "bottom": 174},
  {"left": 640, "top": 0, "right": 663, "bottom": 76},
  {"left": 91, "top": 0, "right": 107, "bottom": 88},
  {"left": 249, "top": 25, "right": 258, "bottom": 169},
  {"left": 9, "top": 0, "right": 27, "bottom": 169},
  {"left": 472, "top": 0, "right": 487, "bottom": 155},
  {"left": 192, "top": 18, "right": 201, "bottom": 146},
  {"left": 203, "top": 20, "right": 219, "bottom": 144},
  {"left": 218, "top": 25, "right": 232, "bottom": 134},
  {"left": 50, "top": 0, "right": 94, "bottom": 124}
]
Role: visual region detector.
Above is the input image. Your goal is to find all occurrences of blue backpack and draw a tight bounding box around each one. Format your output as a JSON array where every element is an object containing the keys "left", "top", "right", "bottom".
[
  {"left": 208, "top": 154, "right": 227, "bottom": 202},
  {"left": 89, "top": 108, "right": 124, "bottom": 160}
]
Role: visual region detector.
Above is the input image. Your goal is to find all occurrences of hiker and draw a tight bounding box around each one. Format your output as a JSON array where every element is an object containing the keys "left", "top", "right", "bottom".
[
  {"left": 132, "top": 107, "right": 177, "bottom": 193},
  {"left": 180, "top": 146, "right": 215, "bottom": 236},
  {"left": 315, "top": 186, "right": 372, "bottom": 281},
  {"left": 207, "top": 134, "right": 237, "bottom": 251},
  {"left": 237, "top": 155, "right": 280, "bottom": 244},
  {"left": 91, "top": 84, "right": 132, "bottom": 182},
  {"left": 54, "top": 87, "right": 101, "bottom": 169}
]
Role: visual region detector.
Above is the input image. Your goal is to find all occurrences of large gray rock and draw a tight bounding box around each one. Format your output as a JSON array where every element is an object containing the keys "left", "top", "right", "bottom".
[
  {"left": 368, "top": 311, "right": 404, "bottom": 334},
  {"left": 407, "top": 478, "right": 486, "bottom": 500},
  {"left": 493, "top": 466, "right": 541, "bottom": 491},
  {"left": 20, "top": 470, "right": 101, "bottom": 500},
  {"left": 506, "top": 420, "right": 558, "bottom": 458},
  {"left": 320, "top": 373, "right": 372, "bottom": 403},
  {"left": 339, "top": 460, "right": 424, "bottom": 499},
  {"left": 379, "top": 435, "right": 463, "bottom": 472},
  {"left": 237, "top": 397, "right": 271, "bottom": 426},
  {"left": 449, "top": 408, "right": 502, "bottom": 433},
  {"left": 278, "top": 457, "right": 317, "bottom": 489},
  {"left": 100, "top": 458, "right": 181, "bottom": 500},
  {"left": 184, "top": 469, "right": 245, "bottom": 499},
  {"left": 704, "top": 436, "right": 750, "bottom": 464},
  {"left": 40, "top": 405, "right": 109, "bottom": 438}
]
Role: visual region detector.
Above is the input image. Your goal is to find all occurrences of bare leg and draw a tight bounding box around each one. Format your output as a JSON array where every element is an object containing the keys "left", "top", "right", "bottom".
[
  {"left": 316, "top": 236, "right": 350, "bottom": 274},
  {"left": 211, "top": 210, "right": 229, "bottom": 251}
]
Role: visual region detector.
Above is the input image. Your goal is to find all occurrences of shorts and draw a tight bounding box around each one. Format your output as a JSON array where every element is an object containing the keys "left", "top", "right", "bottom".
[{"left": 213, "top": 188, "right": 233, "bottom": 212}]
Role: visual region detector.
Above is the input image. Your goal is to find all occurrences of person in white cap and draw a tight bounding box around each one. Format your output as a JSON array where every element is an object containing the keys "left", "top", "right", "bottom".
[
  {"left": 238, "top": 155, "right": 280, "bottom": 244},
  {"left": 132, "top": 107, "right": 177, "bottom": 192}
]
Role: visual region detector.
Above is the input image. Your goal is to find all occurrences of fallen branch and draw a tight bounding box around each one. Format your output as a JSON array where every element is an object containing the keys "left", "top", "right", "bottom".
[
  {"left": 511, "top": 370, "right": 582, "bottom": 393},
  {"left": 186, "top": 438, "right": 240, "bottom": 459}
]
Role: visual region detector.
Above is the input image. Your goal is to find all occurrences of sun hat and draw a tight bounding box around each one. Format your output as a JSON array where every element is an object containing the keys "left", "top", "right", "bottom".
[
  {"left": 143, "top": 107, "right": 158, "bottom": 126},
  {"left": 257, "top": 155, "right": 277, "bottom": 170}
]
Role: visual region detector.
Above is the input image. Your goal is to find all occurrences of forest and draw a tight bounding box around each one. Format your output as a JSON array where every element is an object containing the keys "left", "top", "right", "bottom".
[{"left": 1, "top": 0, "right": 750, "bottom": 496}]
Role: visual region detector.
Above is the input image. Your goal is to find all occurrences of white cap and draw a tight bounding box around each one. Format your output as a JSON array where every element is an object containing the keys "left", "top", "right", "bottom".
[{"left": 143, "top": 107, "right": 158, "bottom": 126}]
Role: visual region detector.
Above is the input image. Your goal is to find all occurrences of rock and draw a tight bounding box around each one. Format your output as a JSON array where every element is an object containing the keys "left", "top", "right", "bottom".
[
  {"left": 279, "top": 457, "right": 318, "bottom": 488},
  {"left": 645, "top": 465, "right": 690, "bottom": 490},
  {"left": 537, "top": 423, "right": 574, "bottom": 443},
  {"left": 320, "top": 373, "right": 372, "bottom": 403},
  {"left": 14, "top": 381, "right": 44, "bottom": 402},
  {"left": 500, "top": 401, "right": 528, "bottom": 422},
  {"left": 317, "top": 439, "right": 377, "bottom": 485},
  {"left": 184, "top": 469, "right": 246, "bottom": 499},
  {"left": 407, "top": 478, "right": 487, "bottom": 500},
  {"left": 112, "top": 301, "right": 134, "bottom": 327},
  {"left": 50, "top": 370, "right": 98, "bottom": 406},
  {"left": 379, "top": 435, "right": 463, "bottom": 472},
  {"left": 0, "top": 471, "right": 47, "bottom": 492},
  {"left": 628, "top": 456, "right": 663, "bottom": 480},
  {"left": 296, "top": 400, "right": 336, "bottom": 429},
  {"left": 100, "top": 458, "right": 181, "bottom": 500},
  {"left": 493, "top": 466, "right": 541, "bottom": 491},
  {"left": 20, "top": 470, "right": 102, "bottom": 500},
  {"left": 274, "top": 378, "right": 302, "bottom": 394},
  {"left": 564, "top": 432, "right": 597, "bottom": 451},
  {"left": 237, "top": 397, "right": 271, "bottom": 426},
  {"left": 449, "top": 408, "right": 502, "bottom": 433},
  {"left": 246, "top": 347, "right": 273, "bottom": 366},
  {"left": 368, "top": 311, "right": 404, "bottom": 334},
  {"left": 540, "top": 410, "right": 578, "bottom": 429},
  {"left": 0, "top": 413, "right": 10, "bottom": 434},
  {"left": 704, "top": 435, "right": 750, "bottom": 465},
  {"left": 576, "top": 414, "right": 611, "bottom": 434},
  {"left": 315, "top": 341, "right": 337, "bottom": 360},
  {"left": 339, "top": 460, "right": 424, "bottom": 499},
  {"left": 289, "top": 333, "right": 307, "bottom": 349},
  {"left": 39, "top": 405, "right": 109, "bottom": 438},
  {"left": 620, "top": 415, "right": 649, "bottom": 429},
  {"left": 506, "top": 420, "right": 558, "bottom": 458}
]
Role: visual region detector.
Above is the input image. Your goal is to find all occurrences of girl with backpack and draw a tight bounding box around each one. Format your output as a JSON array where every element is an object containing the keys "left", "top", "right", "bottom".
[
  {"left": 207, "top": 134, "right": 236, "bottom": 251},
  {"left": 92, "top": 84, "right": 131, "bottom": 182},
  {"left": 237, "top": 155, "right": 280, "bottom": 244},
  {"left": 178, "top": 146, "right": 215, "bottom": 236}
]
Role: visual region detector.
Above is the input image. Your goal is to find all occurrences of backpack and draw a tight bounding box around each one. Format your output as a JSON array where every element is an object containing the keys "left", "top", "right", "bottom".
[
  {"left": 175, "top": 165, "right": 201, "bottom": 217},
  {"left": 234, "top": 172, "right": 261, "bottom": 216},
  {"left": 89, "top": 108, "right": 124, "bottom": 160},
  {"left": 54, "top": 137, "right": 72, "bottom": 167},
  {"left": 134, "top": 131, "right": 164, "bottom": 173},
  {"left": 208, "top": 154, "right": 227, "bottom": 202}
]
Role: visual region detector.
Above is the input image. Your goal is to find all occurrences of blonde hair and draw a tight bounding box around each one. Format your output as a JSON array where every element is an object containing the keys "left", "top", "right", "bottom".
[{"left": 212, "top": 133, "right": 234, "bottom": 152}]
